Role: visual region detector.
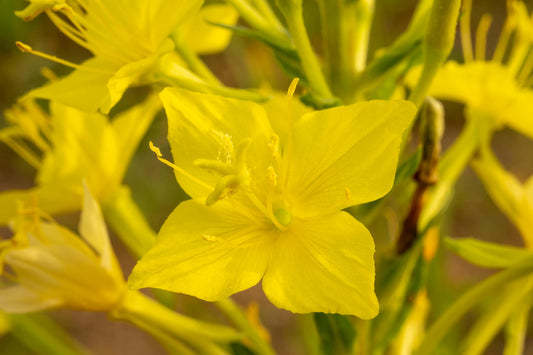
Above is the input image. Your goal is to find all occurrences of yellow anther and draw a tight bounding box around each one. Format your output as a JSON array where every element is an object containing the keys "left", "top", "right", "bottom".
[
  {"left": 345, "top": 187, "right": 352, "bottom": 202},
  {"left": 202, "top": 234, "right": 223, "bottom": 242},
  {"left": 268, "top": 134, "right": 280, "bottom": 159},
  {"left": 194, "top": 159, "right": 234, "bottom": 176},
  {"left": 16, "top": 41, "right": 32, "bottom": 52},
  {"left": 287, "top": 78, "right": 300, "bottom": 98},
  {"left": 149, "top": 141, "right": 162, "bottom": 157},
  {"left": 267, "top": 166, "right": 277, "bottom": 188},
  {"left": 206, "top": 175, "right": 240, "bottom": 206},
  {"left": 210, "top": 130, "right": 234, "bottom": 164}
]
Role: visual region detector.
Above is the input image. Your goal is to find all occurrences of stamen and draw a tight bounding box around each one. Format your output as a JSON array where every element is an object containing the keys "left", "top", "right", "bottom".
[
  {"left": 268, "top": 134, "right": 280, "bottom": 159},
  {"left": 460, "top": 0, "right": 474, "bottom": 62},
  {"left": 493, "top": 1, "right": 518, "bottom": 63},
  {"left": 205, "top": 175, "right": 240, "bottom": 206},
  {"left": 267, "top": 166, "right": 277, "bottom": 188},
  {"left": 235, "top": 138, "right": 252, "bottom": 177},
  {"left": 202, "top": 234, "right": 224, "bottom": 242},
  {"left": 475, "top": 14, "right": 492, "bottom": 61},
  {"left": 193, "top": 159, "right": 234, "bottom": 176},
  {"left": 517, "top": 47, "right": 533, "bottom": 86},
  {"left": 345, "top": 187, "right": 352, "bottom": 202},
  {"left": 149, "top": 141, "right": 212, "bottom": 191},
  {"left": 287, "top": 78, "right": 299, "bottom": 98},
  {"left": 0, "top": 133, "right": 41, "bottom": 169},
  {"left": 15, "top": 42, "right": 113, "bottom": 74},
  {"left": 210, "top": 130, "right": 234, "bottom": 164}
]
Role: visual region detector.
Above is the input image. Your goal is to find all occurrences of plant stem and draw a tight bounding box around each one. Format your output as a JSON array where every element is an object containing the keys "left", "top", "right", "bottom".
[
  {"left": 111, "top": 290, "right": 242, "bottom": 355},
  {"left": 418, "top": 109, "right": 493, "bottom": 232},
  {"left": 279, "top": 0, "right": 337, "bottom": 105},
  {"left": 171, "top": 35, "right": 222, "bottom": 86},
  {"left": 8, "top": 313, "right": 91, "bottom": 355},
  {"left": 216, "top": 298, "right": 276, "bottom": 355},
  {"left": 102, "top": 186, "right": 156, "bottom": 259},
  {"left": 504, "top": 297, "right": 532, "bottom": 355},
  {"left": 415, "top": 255, "right": 533, "bottom": 355},
  {"left": 408, "top": 0, "right": 461, "bottom": 108},
  {"left": 353, "top": 0, "right": 375, "bottom": 74}
]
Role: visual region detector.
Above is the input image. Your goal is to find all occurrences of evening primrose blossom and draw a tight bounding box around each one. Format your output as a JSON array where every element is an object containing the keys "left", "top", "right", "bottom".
[
  {"left": 407, "top": 0, "right": 533, "bottom": 139},
  {"left": 0, "top": 96, "right": 161, "bottom": 225},
  {"left": 0, "top": 184, "right": 124, "bottom": 312},
  {"left": 129, "top": 84, "right": 415, "bottom": 317},
  {"left": 15, "top": 0, "right": 237, "bottom": 113}
]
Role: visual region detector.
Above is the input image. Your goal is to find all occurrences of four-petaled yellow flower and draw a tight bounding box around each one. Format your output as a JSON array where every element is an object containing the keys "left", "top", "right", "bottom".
[
  {"left": 129, "top": 85, "right": 415, "bottom": 317},
  {"left": 0, "top": 184, "right": 124, "bottom": 312},
  {"left": 16, "top": 0, "right": 237, "bottom": 113}
]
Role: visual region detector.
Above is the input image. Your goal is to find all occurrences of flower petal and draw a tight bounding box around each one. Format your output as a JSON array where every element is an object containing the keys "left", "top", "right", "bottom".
[
  {"left": 160, "top": 88, "right": 274, "bottom": 199},
  {"left": 0, "top": 286, "right": 62, "bottom": 313},
  {"left": 282, "top": 100, "right": 415, "bottom": 217},
  {"left": 262, "top": 211, "right": 378, "bottom": 317},
  {"left": 182, "top": 4, "right": 239, "bottom": 55},
  {"left": 129, "top": 198, "right": 275, "bottom": 301},
  {"left": 0, "top": 184, "right": 81, "bottom": 225},
  {"left": 23, "top": 57, "right": 115, "bottom": 113}
]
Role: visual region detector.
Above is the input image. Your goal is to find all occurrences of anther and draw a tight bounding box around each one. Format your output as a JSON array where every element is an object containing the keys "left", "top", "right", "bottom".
[
  {"left": 268, "top": 134, "right": 280, "bottom": 159},
  {"left": 193, "top": 159, "right": 234, "bottom": 176},
  {"left": 206, "top": 175, "right": 240, "bottom": 206},
  {"left": 209, "top": 130, "right": 234, "bottom": 164},
  {"left": 345, "top": 187, "right": 352, "bottom": 202},
  {"left": 287, "top": 78, "right": 300, "bottom": 98}
]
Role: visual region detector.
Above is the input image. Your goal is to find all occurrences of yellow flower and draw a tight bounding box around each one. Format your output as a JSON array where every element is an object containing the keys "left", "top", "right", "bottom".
[
  {"left": 472, "top": 147, "right": 533, "bottom": 248},
  {"left": 129, "top": 85, "right": 415, "bottom": 317},
  {"left": 0, "top": 184, "right": 124, "bottom": 312},
  {"left": 16, "top": 0, "right": 237, "bottom": 113},
  {"left": 0, "top": 96, "right": 161, "bottom": 224},
  {"left": 407, "top": 0, "right": 533, "bottom": 139}
]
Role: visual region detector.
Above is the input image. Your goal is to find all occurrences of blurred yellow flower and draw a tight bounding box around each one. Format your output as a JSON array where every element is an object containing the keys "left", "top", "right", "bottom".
[
  {"left": 129, "top": 86, "right": 415, "bottom": 317},
  {"left": 16, "top": 0, "right": 237, "bottom": 113},
  {"left": 407, "top": 0, "right": 533, "bottom": 139},
  {"left": 0, "top": 184, "right": 124, "bottom": 312},
  {"left": 0, "top": 96, "right": 161, "bottom": 224},
  {"left": 472, "top": 147, "right": 533, "bottom": 248}
]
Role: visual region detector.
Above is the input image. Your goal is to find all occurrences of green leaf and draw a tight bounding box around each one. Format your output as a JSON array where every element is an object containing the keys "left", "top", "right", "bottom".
[
  {"left": 313, "top": 313, "right": 356, "bottom": 355},
  {"left": 444, "top": 237, "right": 533, "bottom": 269},
  {"left": 230, "top": 342, "right": 257, "bottom": 355}
]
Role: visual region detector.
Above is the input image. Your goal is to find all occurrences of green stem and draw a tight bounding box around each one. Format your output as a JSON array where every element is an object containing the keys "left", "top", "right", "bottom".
[
  {"left": 8, "top": 313, "right": 91, "bottom": 355},
  {"left": 504, "top": 298, "right": 532, "bottom": 355},
  {"left": 278, "top": 0, "right": 337, "bottom": 105},
  {"left": 226, "top": 0, "right": 288, "bottom": 45},
  {"left": 155, "top": 53, "right": 267, "bottom": 102},
  {"left": 415, "top": 254, "right": 533, "bottom": 355},
  {"left": 111, "top": 291, "right": 242, "bottom": 355},
  {"left": 171, "top": 35, "right": 222, "bottom": 86},
  {"left": 353, "top": 0, "right": 375, "bottom": 74},
  {"left": 461, "top": 279, "right": 533, "bottom": 355},
  {"left": 408, "top": 0, "right": 461, "bottom": 108},
  {"left": 216, "top": 298, "right": 276, "bottom": 355},
  {"left": 418, "top": 110, "right": 493, "bottom": 232},
  {"left": 102, "top": 186, "right": 156, "bottom": 259}
]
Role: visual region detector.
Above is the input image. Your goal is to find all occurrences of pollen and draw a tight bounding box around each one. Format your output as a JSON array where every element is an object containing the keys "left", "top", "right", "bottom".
[
  {"left": 268, "top": 134, "right": 280, "bottom": 159},
  {"left": 345, "top": 187, "right": 352, "bottom": 202},
  {"left": 209, "top": 130, "right": 234, "bottom": 164}
]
